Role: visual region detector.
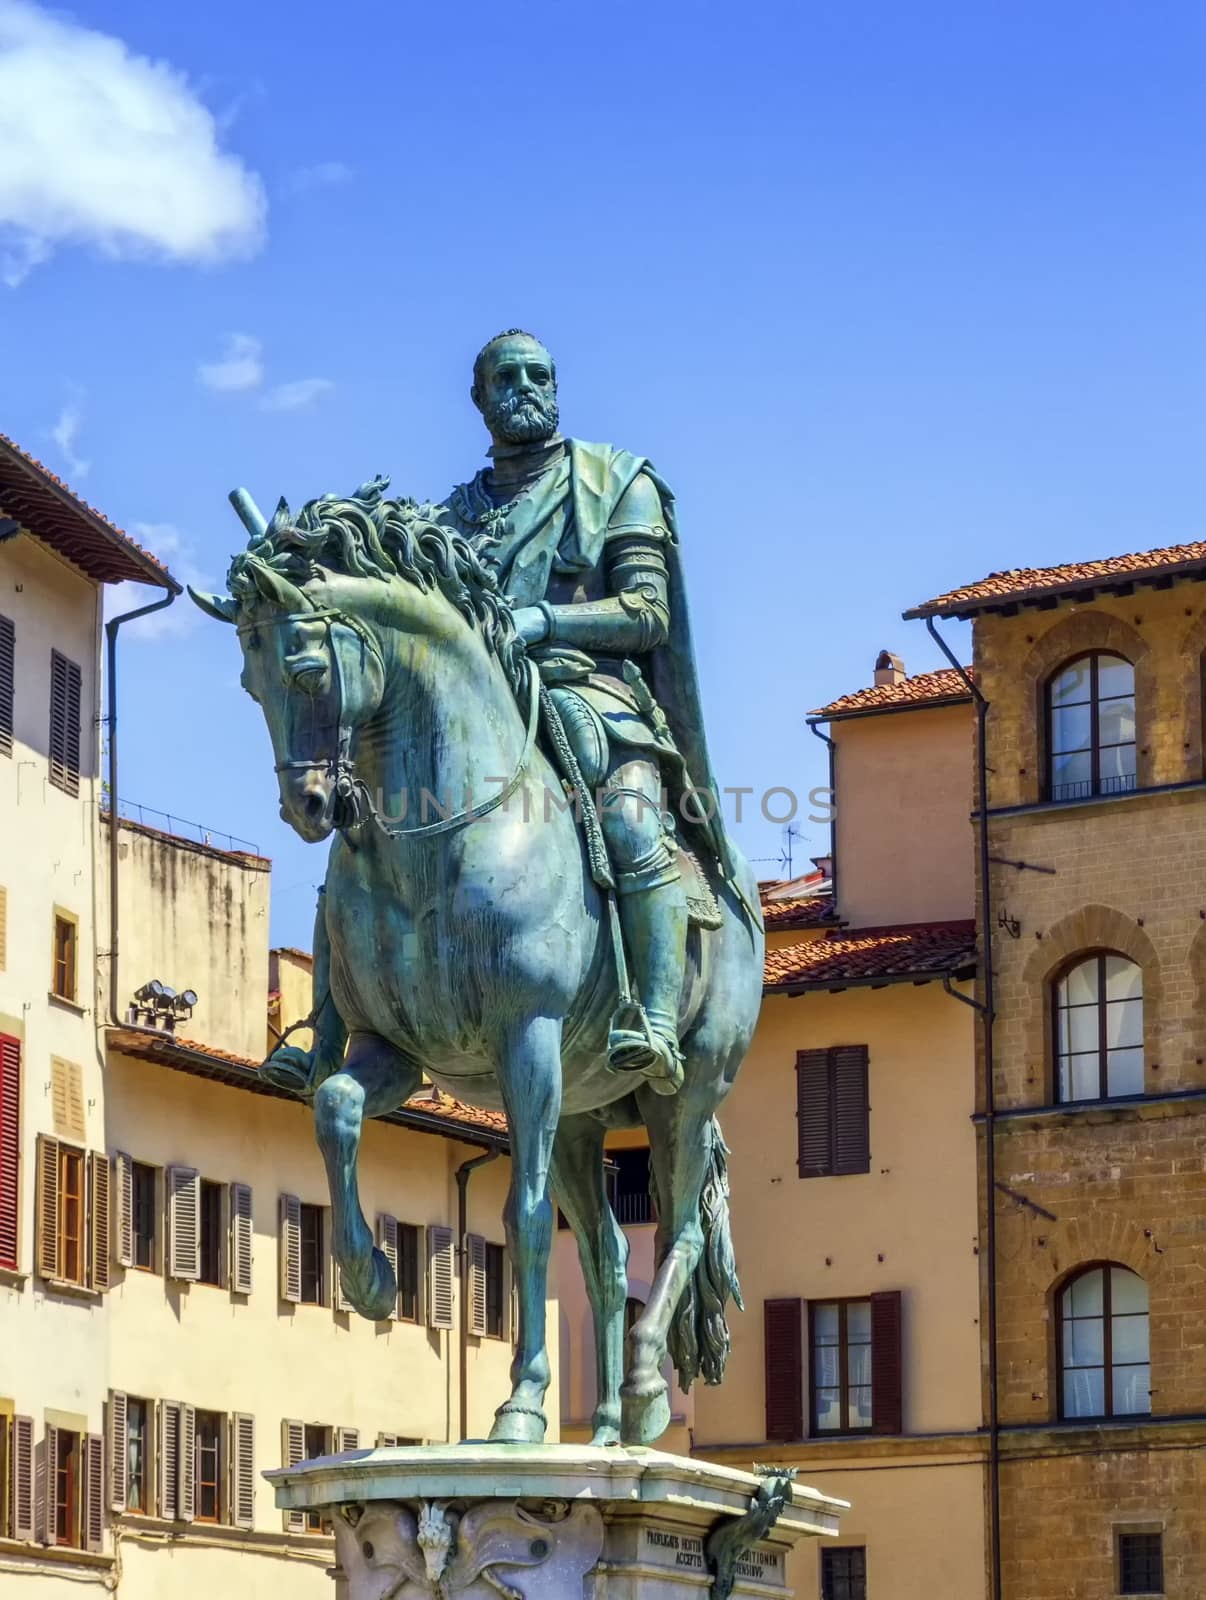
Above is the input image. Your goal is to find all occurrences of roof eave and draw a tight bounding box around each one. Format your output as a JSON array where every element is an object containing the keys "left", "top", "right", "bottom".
[
  {"left": 903, "top": 558, "right": 1206, "bottom": 624},
  {"left": 765, "top": 958, "right": 977, "bottom": 997},
  {"left": 807, "top": 694, "right": 973, "bottom": 725}
]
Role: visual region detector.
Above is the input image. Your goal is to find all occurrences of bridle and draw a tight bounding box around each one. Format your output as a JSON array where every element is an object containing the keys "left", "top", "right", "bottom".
[{"left": 240, "top": 607, "right": 540, "bottom": 841}]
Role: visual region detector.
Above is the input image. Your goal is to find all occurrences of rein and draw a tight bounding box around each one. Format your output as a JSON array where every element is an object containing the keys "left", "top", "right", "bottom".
[{"left": 241, "top": 607, "right": 540, "bottom": 842}]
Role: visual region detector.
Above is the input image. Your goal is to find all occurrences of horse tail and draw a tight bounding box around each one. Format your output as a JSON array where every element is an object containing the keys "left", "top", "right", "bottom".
[{"left": 666, "top": 1116, "right": 744, "bottom": 1391}]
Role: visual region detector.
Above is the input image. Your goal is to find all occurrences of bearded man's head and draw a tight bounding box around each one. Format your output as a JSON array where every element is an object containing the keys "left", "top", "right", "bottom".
[{"left": 471, "top": 330, "right": 560, "bottom": 446}]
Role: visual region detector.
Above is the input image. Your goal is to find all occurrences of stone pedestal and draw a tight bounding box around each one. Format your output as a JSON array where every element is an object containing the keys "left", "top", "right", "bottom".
[{"left": 267, "top": 1443, "right": 846, "bottom": 1599}]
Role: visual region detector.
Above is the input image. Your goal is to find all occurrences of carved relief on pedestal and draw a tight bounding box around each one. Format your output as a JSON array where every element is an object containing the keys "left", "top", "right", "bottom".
[{"left": 332, "top": 1497, "right": 604, "bottom": 1600}]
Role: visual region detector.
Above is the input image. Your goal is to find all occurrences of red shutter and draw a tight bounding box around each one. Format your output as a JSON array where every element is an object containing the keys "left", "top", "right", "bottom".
[
  {"left": 0, "top": 613, "right": 13, "bottom": 757},
  {"left": 870, "top": 1289, "right": 903, "bottom": 1435},
  {"left": 795, "top": 1050, "right": 832, "bottom": 1178},
  {"left": 0, "top": 1034, "right": 20, "bottom": 1270},
  {"left": 832, "top": 1046, "right": 870, "bottom": 1175},
  {"left": 763, "top": 1298, "right": 803, "bottom": 1442}
]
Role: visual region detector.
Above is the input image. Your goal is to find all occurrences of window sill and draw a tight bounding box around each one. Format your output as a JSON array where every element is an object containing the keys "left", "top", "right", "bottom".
[
  {"left": 984, "top": 776, "right": 1206, "bottom": 822},
  {"left": 38, "top": 1276, "right": 100, "bottom": 1300},
  {"left": 47, "top": 992, "right": 87, "bottom": 1016},
  {"left": 0, "top": 1535, "right": 113, "bottom": 1569},
  {"left": 0, "top": 1265, "right": 28, "bottom": 1288},
  {"left": 975, "top": 1087, "right": 1206, "bottom": 1130}
]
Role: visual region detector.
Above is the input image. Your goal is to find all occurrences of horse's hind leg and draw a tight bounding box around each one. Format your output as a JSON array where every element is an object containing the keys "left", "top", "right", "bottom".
[
  {"left": 313, "top": 1032, "right": 421, "bottom": 1322},
  {"left": 490, "top": 1013, "right": 562, "bottom": 1444},
  {"left": 550, "top": 1113, "right": 629, "bottom": 1446}
]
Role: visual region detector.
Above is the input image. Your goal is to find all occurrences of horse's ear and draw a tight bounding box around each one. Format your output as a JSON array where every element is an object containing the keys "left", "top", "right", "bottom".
[
  {"left": 188, "top": 587, "right": 238, "bottom": 624},
  {"left": 249, "top": 562, "right": 313, "bottom": 613}
]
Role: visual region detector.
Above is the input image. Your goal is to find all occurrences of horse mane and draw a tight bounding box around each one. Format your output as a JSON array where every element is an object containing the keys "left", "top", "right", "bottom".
[{"left": 226, "top": 476, "right": 525, "bottom": 691}]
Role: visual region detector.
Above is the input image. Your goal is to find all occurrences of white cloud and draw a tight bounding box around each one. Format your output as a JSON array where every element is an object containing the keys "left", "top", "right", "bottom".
[
  {"left": 197, "top": 332, "right": 263, "bottom": 393},
  {"left": 49, "top": 397, "right": 89, "bottom": 479},
  {"left": 260, "top": 377, "right": 332, "bottom": 413},
  {"left": 105, "top": 522, "right": 214, "bottom": 639},
  {"left": 287, "top": 160, "right": 352, "bottom": 194},
  {"left": 0, "top": 0, "right": 266, "bottom": 286}
]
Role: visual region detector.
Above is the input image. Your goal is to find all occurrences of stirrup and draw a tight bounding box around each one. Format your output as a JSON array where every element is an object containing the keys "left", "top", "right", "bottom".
[{"left": 608, "top": 1006, "right": 683, "bottom": 1096}]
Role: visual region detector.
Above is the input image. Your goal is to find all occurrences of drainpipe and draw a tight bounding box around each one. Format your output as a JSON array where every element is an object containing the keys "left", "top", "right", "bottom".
[
  {"left": 455, "top": 1144, "right": 501, "bottom": 1441},
  {"left": 105, "top": 587, "right": 178, "bottom": 1025},
  {"left": 806, "top": 718, "right": 838, "bottom": 910},
  {"left": 924, "top": 616, "right": 1001, "bottom": 1600}
]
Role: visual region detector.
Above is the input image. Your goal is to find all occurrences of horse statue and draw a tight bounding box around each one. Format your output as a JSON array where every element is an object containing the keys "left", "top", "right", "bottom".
[{"left": 191, "top": 479, "right": 764, "bottom": 1446}]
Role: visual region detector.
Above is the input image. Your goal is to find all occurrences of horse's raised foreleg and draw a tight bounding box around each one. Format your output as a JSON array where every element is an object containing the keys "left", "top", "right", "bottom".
[
  {"left": 550, "top": 1114, "right": 629, "bottom": 1446},
  {"left": 489, "top": 1014, "right": 562, "bottom": 1444},
  {"left": 313, "top": 1031, "right": 421, "bottom": 1322},
  {"left": 620, "top": 1091, "right": 714, "bottom": 1445}
]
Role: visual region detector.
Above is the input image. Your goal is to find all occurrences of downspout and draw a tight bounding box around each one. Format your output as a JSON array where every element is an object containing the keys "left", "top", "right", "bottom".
[
  {"left": 807, "top": 718, "right": 838, "bottom": 910},
  {"left": 924, "top": 616, "right": 1001, "bottom": 1600},
  {"left": 105, "top": 587, "right": 178, "bottom": 1025},
  {"left": 455, "top": 1144, "right": 501, "bottom": 1441}
]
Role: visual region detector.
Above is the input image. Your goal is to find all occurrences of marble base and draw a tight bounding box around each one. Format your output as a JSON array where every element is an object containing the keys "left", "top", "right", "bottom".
[{"left": 267, "top": 1443, "right": 846, "bottom": 1599}]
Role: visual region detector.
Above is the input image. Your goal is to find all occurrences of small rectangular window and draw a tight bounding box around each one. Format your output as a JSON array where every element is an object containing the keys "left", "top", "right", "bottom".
[
  {"left": 1118, "top": 1531, "right": 1164, "bottom": 1595},
  {"left": 608, "top": 1147, "right": 653, "bottom": 1225},
  {"left": 194, "top": 1411, "right": 223, "bottom": 1523},
  {"left": 485, "top": 1242, "right": 505, "bottom": 1339},
  {"left": 299, "top": 1203, "right": 325, "bottom": 1305},
  {"left": 398, "top": 1223, "right": 420, "bottom": 1321},
  {"left": 198, "top": 1180, "right": 223, "bottom": 1287},
  {"left": 48, "top": 650, "right": 82, "bottom": 798},
  {"left": 125, "top": 1397, "right": 150, "bottom": 1513},
  {"left": 54, "top": 1429, "right": 81, "bottom": 1546},
  {"left": 822, "top": 1545, "right": 867, "bottom": 1600},
  {"left": 302, "top": 1425, "right": 331, "bottom": 1531},
  {"left": 52, "top": 914, "right": 78, "bottom": 1002},
  {"left": 811, "top": 1299, "right": 873, "bottom": 1434},
  {"left": 132, "top": 1162, "right": 157, "bottom": 1270}
]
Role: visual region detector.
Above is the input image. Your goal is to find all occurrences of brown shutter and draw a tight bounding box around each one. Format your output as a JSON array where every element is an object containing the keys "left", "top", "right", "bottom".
[
  {"left": 83, "top": 1433, "right": 104, "bottom": 1552},
  {"left": 230, "top": 1183, "right": 253, "bottom": 1294},
  {"left": 177, "top": 1405, "right": 195, "bottom": 1523},
  {"left": 377, "top": 1214, "right": 399, "bottom": 1320},
  {"left": 426, "top": 1225, "right": 454, "bottom": 1330},
  {"left": 114, "top": 1154, "right": 134, "bottom": 1270},
  {"left": 158, "top": 1402, "right": 180, "bottom": 1520},
  {"left": 796, "top": 1049, "right": 832, "bottom": 1178},
  {"left": 35, "top": 1134, "right": 60, "bottom": 1279},
  {"left": 467, "top": 1233, "right": 487, "bottom": 1336},
  {"left": 279, "top": 1194, "right": 301, "bottom": 1303},
  {"left": 107, "top": 1392, "right": 128, "bottom": 1513},
  {"left": 167, "top": 1167, "right": 200, "bottom": 1281},
  {"left": 763, "top": 1298, "right": 803, "bottom": 1442},
  {"left": 0, "top": 1033, "right": 20, "bottom": 1270},
  {"left": 88, "top": 1151, "right": 110, "bottom": 1292},
  {"left": 507, "top": 1253, "right": 518, "bottom": 1347},
  {"left": 0, "top": 613, "right": 13, "bottom": 757},
  {"left": 870, "top": 1289, "right": 904, "bottom": 1435},
  {"left": 49, "top": 650, "right": 82, "bottom": 797},
  {"left": 230, "top": 1414, "right": 255, "bottom": 1529},
  {"left": 280, "top": 1420, "right": 305, "bottom": 1532},
  {"left": 833, "top": 1046, "right": 870, "bottom": 1175},
  {"left": 11, "top": 1415, "right": 33, "bottom": 1540}
]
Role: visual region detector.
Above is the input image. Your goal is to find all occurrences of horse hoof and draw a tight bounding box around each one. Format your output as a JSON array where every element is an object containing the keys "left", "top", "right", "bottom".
[
  {"left": 488, "top": 1404, "right": 547, "bottom": 1445},
  {"left": 621, "top": 1384, "right": 671, "bottom": 1446},
  {"left": 343, "top": 1247, "right": 397, "bottom": 1322},
  {"left": 589, "top": 1422, "right": 622, "bottom": 1447}
]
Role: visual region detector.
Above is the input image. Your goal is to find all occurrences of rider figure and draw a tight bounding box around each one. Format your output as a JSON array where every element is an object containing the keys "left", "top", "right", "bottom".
[{"left": 440, "top": 330, "right": 739, "bottom": 1097}]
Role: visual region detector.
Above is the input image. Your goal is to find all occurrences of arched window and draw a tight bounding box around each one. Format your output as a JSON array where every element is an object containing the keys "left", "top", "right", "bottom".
[
  {"left": 1054, "top": 952, "right": 1143, "bottom": 1102},
  {"left": 1059, "top": 1265, "right": 1150, "bottom": 1419},
  {"left": 1047, "top": 653, "right": 1136, "bottom": 801}
]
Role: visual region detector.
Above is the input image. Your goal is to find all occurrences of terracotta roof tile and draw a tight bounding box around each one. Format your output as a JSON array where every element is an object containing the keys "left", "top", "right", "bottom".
[
  {"left": 0, "top": 432, "right": 179, "bottom": 590},
  {"left": 761, "top": 893, "right": 837, "bottom": 929},
  {"left": 812, "top": 667, "right": 973, "bottom": 719},
  {"left": 764, "top": 920, "right": 977, "bottom": 992},
  {"left": 905, "top": 540, "right": 1206, "bottom": 621}
]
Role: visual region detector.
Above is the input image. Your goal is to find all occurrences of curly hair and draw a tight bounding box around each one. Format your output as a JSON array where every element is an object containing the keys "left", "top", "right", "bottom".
[{"left": 471, "top": 328, "right": 556, "bottom": 394}]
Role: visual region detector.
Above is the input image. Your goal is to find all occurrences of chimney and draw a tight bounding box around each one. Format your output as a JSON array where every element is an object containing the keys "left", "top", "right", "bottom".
[{"left": 874, "top": 650, "right": 905, "bottom": 687}]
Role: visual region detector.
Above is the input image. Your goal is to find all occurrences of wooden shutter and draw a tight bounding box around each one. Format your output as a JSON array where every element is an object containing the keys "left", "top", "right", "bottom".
[
  {"left": 763, "top": 1298, "right": 803, "bottom": 1442},
  {"left": 507, "top": 1254, "right": 518, "bottom": 1346},
  {"left": 0, "top": 1034, "right": 20, "bottom": 1271},
  {"left": 113, "top": 1153, "right": 134, "bottom": 1270},
  {"left": 49, "top": 650, "right": 82, "bottom": 797},
  {"left": 467, "top": 1234, "right": 488, "bottom": 1336},
  {"left": 88, "top": 1151, "right": 110, "bottom": 1291},
  {"left": 35, "top": 1134, "right": 60, "bottom": 1279},
  {"left": 50, "top": 1059, "right": 84, "bottom": 1142},
  {"left": 796, "top": 1049, "right": 832, "bottom": 1178},
  {"left": 230, "top": 1414, "right": 255, "bottom": 1530},
  {"left": 335, "top": 1426, "right": 359, "bottom": 1453},
  {"left": 280, "top": 1420, "right": 305, "bottom": 1532},
  {"left": 11, "top": 1415, "right": 33, "bottom": 1540},
  {"left": 83, "top": 1433, "right": 104, "bottom": 1552},
  {"left": 870, "top": 1289, "right": 904, "bottom": 1435},
  {"left": 37, "top": 1422, "right": 57, "bottom": 1544},
  {"left": 177, "top": 1405, "right": 195, "bottom": 1523},
  {"left": 167, "top": 1167, "right": 200, "bottom": 1281},
  {"left": 426, "top": 1225, "right": 454, "bottom": 1330},
  {"left": 230, "top": 1182, "right": 253, "bottom": 1294},
  {"left": 334, "top": 1243, "right": 355, "bottom": 1315},
  {"left": 0, "top": 614, "right": 13, "bottom": 757},
  {"left": 107, "top": 1392, "right": 128, "bottom": 1513},
  {"left": 279, "top": 1194, "right": 301, "bottom": 1303},
  {"left": 158, "top": 1402, "right": 181, "bottom": 1520},
  {"left": 377, "top": 1214, "right": 399, "bottom": 1320},
  {"left": 832, "top": 1046, "right": 870, "bottom": 1175}
]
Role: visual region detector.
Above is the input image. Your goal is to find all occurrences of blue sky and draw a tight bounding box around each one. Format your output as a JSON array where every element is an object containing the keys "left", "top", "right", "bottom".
[{"left": 4, "top": 0, "right": 1206, "bottom": 947}]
